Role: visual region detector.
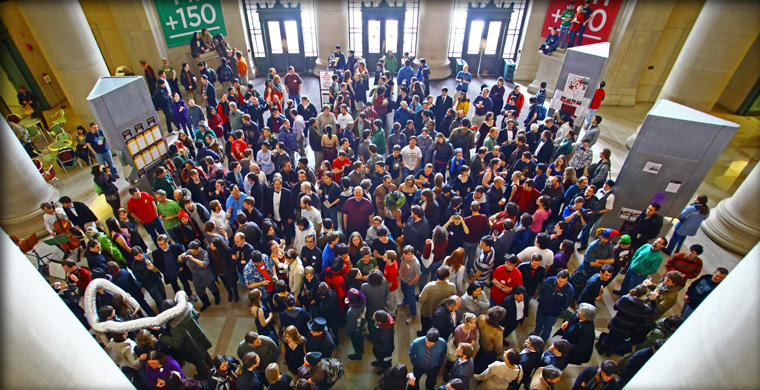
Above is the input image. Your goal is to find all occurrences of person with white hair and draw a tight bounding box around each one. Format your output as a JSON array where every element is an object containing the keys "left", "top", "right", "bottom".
[{"left": 558, "top": 302, "right": 597, "bottom": 366}]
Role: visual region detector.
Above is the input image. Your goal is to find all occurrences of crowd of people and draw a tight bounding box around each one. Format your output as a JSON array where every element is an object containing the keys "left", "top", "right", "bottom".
[{"left": 37, "top": 29, "right": 731, "bottom": 390}]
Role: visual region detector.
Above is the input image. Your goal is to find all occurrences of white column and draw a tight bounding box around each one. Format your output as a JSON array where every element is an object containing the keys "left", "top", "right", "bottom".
[
  {"left": 701, "top": 163, "right": 760, "bottom": 256},
  {"left": 0, "top": 120, "right": 59, "bottom": 238},
  {"left": 18, "top": 0, "right": 110, "bottom": 125},
  {"left": 415, "top": 0, "right": 454, "bottom": 80},
  {"left": 515, "top": 0, "right": 550, "bottom": 83},
  {"left": 656, "top": 0, "right": 760, "bottom": 112},
  {"left": 0, "top": 232, "right": 134, "bottom": 389},
  {"left": 625, "top": 242, "right": 760, "bottom": 388},
  {"left": 312, "top": 0, "right": 350, "bottom": 76}
]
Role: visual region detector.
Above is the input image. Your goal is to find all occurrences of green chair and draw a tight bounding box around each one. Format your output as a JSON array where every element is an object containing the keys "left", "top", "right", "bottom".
[
  {"left": 51, "top": 109, "right": 66, "bottom": 126},
  {"left": 55, "top": 132, "right": 72, "bottom": 142},
  {"left": 27, "top": 126, "right": 49, "bottom": 144},
  {"left": 48, "top": 124, "right": 64, "bottom": 138}
]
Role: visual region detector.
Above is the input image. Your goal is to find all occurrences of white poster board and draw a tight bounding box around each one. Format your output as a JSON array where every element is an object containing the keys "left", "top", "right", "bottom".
[{"left": 561, "top": 73, "right": 590, "bottom": 107}]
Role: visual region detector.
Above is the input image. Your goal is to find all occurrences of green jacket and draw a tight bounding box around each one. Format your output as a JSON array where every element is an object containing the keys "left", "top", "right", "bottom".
[
  {"left": 153, "top": 174, "right": 176, "bottom": 195},
  {"left": 560, "top": 9, "right": 575, "bottom": 27},
  {"left": 629, "top": 244, "right": 664, "bottom": 276},
  {"left": 371, "top": 128, "right": 386, "bottom": 155},
  {"left": 96, "top": 232, "right": 126, "bottom": 265},
  {"left": 196, "top": 127, "right": 216, "bottom": 146},
  {"left": 160, "top": 309, "right": 212, "bottom": 363},
  {"left": 555, "top": 138, "right": 573, "bottom": 159},
  {"left": 385, "top": 54, "right": 398, "bottom": 76}
]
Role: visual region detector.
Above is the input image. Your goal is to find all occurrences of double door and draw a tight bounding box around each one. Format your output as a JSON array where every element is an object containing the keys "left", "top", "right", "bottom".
[
  {"left": 460, "top": 2, "right": 514, "bottom": 76},
  {"left": 361, "top": 0, "right": 406, "bottom": 72}
]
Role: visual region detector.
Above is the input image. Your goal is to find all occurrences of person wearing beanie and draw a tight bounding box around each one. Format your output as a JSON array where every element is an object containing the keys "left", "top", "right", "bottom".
[
  {"left": 371, "top": 310, "right": 396, "bottom": 375},
  {"left": 301, "top": 351, "right": 327, "bottom": 388},
  {"left": 172, "top": 209, "right": 203, "bottom": 249},
  {"left": 611, "top": 235, "right": 632, "bottom": 280},
  {"left": 558, "top": 302, "right": 597, "bottom": 365}
]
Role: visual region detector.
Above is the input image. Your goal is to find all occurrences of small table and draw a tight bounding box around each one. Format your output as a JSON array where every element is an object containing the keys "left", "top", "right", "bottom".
[
  {"left": 47, "top": 140, "right": 74, "bottom": 153},
  {"left": 19, "top": 116, "right": 41, "bottom": 128}
]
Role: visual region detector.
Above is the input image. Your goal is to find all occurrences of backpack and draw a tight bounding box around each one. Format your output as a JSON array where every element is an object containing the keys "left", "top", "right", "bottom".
[
  {"left": 537, "top": 105, "right": 547, "bottom": 121},
  {"left": 507, "top": 366, "right": 522, "bottom": 390},
  {"left": 321, "top": 357, "right": 345, "bottom": 387},
  {"left": 206, "top": 68, "right": 217, "bottom": 84}
]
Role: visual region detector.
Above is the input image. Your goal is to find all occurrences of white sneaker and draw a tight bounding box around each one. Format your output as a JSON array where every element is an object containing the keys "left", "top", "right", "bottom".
[{"left": 406, "top": 315, "right": 416, "bottom": 325}]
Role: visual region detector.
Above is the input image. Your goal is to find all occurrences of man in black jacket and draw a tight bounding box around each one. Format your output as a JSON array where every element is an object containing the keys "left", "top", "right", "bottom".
[
  {"left": 501, "top": 285, "right": 527, "bottom": 345},
  {"left": 558, "top": 303, "right": 597, "bottom": 366},
  {"left": 431, "top": 295, "right": 461, "bottom": 342},
  {"left": 59, "top": 196, "right": 99, "bottom": 232},
  {"left": 152, "top": 235, "right": 195, "bottom": 300},
  {"left": 180, "top": 198, "right": 211, "bottom": 229},
  {"left": 519, "top": 335, "right": 545, "bottom": 388},
  {"left": 517, "top": 255, "right": 546, "bottom": 317},
  {"left": 130, "top": 247, "right": 166, "bottom": 308},
  {"left": 434, "top": 87, "right": 454, "bottom": 122},
  {"left": 573, "top": 360, "right": 618, "bottom": 390},
  {"left": 628, "top": 203, "right": 664, "bottom": 251},
  {"left": 153, "top": 79, "right": 175, "bottom": 133},
  {"left": 265, "top": 177, "right": 294, "bottom": 243}
]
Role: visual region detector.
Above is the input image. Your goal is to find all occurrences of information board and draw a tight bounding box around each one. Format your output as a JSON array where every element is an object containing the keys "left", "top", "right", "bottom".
[{"left": 154, "top": 0, "right": 228, "bottom": 48}]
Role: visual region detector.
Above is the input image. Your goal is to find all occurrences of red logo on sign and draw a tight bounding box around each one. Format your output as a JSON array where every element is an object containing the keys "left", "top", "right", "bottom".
[{"left": 540, "top": 0, "right": 622, "bottom": 43}]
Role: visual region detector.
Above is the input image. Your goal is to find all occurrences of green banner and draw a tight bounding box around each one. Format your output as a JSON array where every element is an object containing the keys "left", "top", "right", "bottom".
[{"left": 154, "top": 0, "right": 228, "bottom": 48}]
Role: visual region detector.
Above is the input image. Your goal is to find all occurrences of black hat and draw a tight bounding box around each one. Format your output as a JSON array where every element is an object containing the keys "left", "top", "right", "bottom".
[
  {"left": 305, "top": 352, "right": 322, "bottom": 365},
  {"left": 308, "top": 317, "right": 327, "bottom": 332}
]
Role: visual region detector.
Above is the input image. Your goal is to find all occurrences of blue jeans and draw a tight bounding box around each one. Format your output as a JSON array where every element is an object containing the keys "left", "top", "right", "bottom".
[
  {"left": 578, "top": 214, "right": 602, "bottom": 249},
  {"left": 568, "top": 30, "right": 580, "bottom": 48},
  {"left": 558, "top": 26, "right": 571, "bottom": 48},
  {"left": 145, "top": 283, "right": 167, "bottom": 306},
  {"left": 681, "top": 303, "right": 694, "bottom": 320},
  {"left": 576, "top": 24, "right": 587, "bottom": 46},
  {"left": 619, "top": 270, "right": 647, "bottom": 295},
  {"left": 400, "top": 281, "right": 417, "bottom": 316},
  {"left": 463, "top": 241, "right": 479, "bottom": 271},
  {"left": 142, "top": 217, "right": 167, "bottom": 247},
  {"left": 401, "top": 167, "right": 417, "bottom": 181},
  {"left": 418, "top": 260, "right": 443, "bottom": 291},
  {"left": 666, "top": 230, "right": 687, "bottom": 254},
  {"left": 288, "top": 94, "right": 301, "bottom": 105},
  {"left": 94, "top": 151, "right": 118, "bottom": 176},
  {"left": 585, "top": 108, "right": 598, "bottom": 127},
  {"left": 166, "top": 229, "right": 181, "bottom": 246},
  {"left": 533, "top": 310, "right": 559, "bottom": 341}
]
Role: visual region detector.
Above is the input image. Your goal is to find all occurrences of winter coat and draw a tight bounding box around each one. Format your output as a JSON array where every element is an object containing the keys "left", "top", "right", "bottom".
[
  {"left": 160, "top": 308, "right": 212, "bottom": 363},
  {"left": 562, "top": 314, "right": 595, "bottom": 365},
  {"left": 608, "top": 295, "right": 654, "bottom": 340}
]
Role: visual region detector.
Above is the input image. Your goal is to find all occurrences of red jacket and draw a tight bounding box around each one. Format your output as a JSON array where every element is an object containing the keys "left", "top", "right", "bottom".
[
  {"left": 68, "top": 266, "right": 91, "bottom": 293},
  {"left": 508, "top": 92, "right": 525, "bottom": 115},
  {"left": 513, "top": 185, "right": 541, "bottom": 215}
]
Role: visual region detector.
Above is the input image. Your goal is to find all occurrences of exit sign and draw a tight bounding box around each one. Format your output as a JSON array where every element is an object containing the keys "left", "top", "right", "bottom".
[{"left": 155, "top": 0, "right": 228, "bottom": 48}]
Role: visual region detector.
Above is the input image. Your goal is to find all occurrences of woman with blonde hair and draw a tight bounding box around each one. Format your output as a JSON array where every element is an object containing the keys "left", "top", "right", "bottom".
[
  {"left": 444, "top": 248, "right": 467, "bottom": 294},
  {"left": 281, "top": 325, "right": 307, "bottom": 374},
  {"left": 266, "top": 362, "right": 293, "bottom": 390}
]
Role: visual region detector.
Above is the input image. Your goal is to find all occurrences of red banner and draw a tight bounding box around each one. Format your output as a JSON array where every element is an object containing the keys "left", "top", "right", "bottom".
[{"left": 540, "top": 0, "right": 622, "bottom": 43}]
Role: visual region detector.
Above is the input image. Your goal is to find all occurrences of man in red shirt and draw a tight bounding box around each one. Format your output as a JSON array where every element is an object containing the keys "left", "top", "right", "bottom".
[
  {"left": 586, "top": 81, "right": 605, "bottom": 128},
  {"left": 512, "top": 180, "right": 541, "bottom": 214},
  {"left": 491, "top": 255, "right": 523, "bottom": 305},
  {"left": 664, "top": 244, "right": 703, "bottom": 288},
  {"left": 231, "top": 129, "right": 248, "bottom": 161},
  {"left": 332, "top": 150, "right": 352, "bottom": 182},
  {"left": 383, "top": 250, "right": 400, "bottom": 315},
  {"left": 127, "top": 187, "right": 166, "bottom": 247},
  {"left": 62, "top": 259, "right": 91, "bottom": 293}
]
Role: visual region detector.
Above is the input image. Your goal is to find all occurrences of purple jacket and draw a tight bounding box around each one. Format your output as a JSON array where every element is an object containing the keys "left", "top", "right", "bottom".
[
  {"left": 172, "top": 99, "right": 190, "bottom": 125},
  {"left": 145, "top": 355, "right": 184, "bottom": 386}
]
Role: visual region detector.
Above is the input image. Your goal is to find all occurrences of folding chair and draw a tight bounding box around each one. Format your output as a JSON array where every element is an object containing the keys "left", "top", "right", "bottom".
[
  {"left": 48, "top": 123, "right": 65, "bottom": 139},
  {"left": 51, "top": 109, "right": 66, "bottom": 126},
  {"left": 12, "top": 233, "right": 57, "bottom": 276},
  {"left": 56, "top": 148, "right": 80, "bottom": 171},
  {"left": 27, "top": 125, "right": 49, "bottom": 144},
  {"left": 42, "top": 165, "right": 62, "bottom": 186},
  {"left": 55, "top": 132, "right": 72, "bottom": 142}
]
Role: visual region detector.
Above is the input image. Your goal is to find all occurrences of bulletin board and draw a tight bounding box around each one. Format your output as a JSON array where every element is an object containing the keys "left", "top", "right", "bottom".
[{"left": 123, "top": 115, "right": 168, "bottom": 177}]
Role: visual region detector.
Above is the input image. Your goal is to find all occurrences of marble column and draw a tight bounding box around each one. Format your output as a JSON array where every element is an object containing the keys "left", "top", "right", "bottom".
[
  {"left": 0, "top": 233, "right": 134, "bottom": 389},
  {"left": 515, "top": 0, "right": 550, "bottom": 84},
  {"left": 656, "top": 0, "right": 760, "bottom": 112},
  {"left": 414, "top": 0, "right": 453, "bottom": 80},
  {"left": 18, "top": 0, "right": 110, "bottom": 126},
  {"left": 625, "top": 242, "right": 760, "bottom": 388},
  {"left": 701, "top": 163, "right": 760, "bottom": 256},
  {"left": 0, "top": 120, "right": 59, "bottom": 238},
  {"left": 627, "top": 0, "right": 760, "bottom": 149},
  {"left": 312, "top": 0, "right": 350, "bottom": 76}
]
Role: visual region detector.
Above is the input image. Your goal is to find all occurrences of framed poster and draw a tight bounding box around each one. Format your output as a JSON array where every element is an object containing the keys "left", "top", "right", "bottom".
[
  {"left": 134, "top": 123, "right": 144, "bottom": 133},
  {"left": 154, "top": 0, "right": 228, "bottom": 48},
  {"left": 122, "top": 129, "right": 132, "bottom": 140},
  {"left": 147, "top": 116, "right": 156, "bottom": 127},
  {"left": 560, "top": 73, "right": 590, "bottom": 107}
]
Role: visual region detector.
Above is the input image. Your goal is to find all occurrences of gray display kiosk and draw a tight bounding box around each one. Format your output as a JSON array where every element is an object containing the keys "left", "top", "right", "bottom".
[
  {"left": 87, "top": 76, "right": 169, "bottom": 191},
  {"left": 598, "top": 99, "right": 740, "bottom": 231},
  {"left": 547, "top": 42, "right": 609, "bottom": 128}
]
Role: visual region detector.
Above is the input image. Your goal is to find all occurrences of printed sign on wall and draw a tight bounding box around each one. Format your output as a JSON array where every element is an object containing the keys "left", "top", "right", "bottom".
[
  {"left": 155, "top": 0, "right": 228, "bottom": 48},
  {"left": 540, "top": 0, "right": 622, "bottom": 43}
]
